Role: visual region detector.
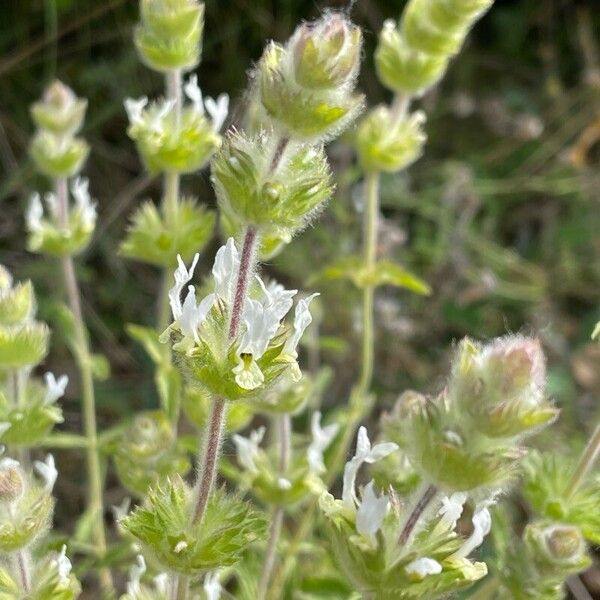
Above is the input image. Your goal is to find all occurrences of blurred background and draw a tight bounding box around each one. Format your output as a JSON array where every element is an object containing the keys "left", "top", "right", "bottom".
[{"left": 1, "top": 0, "right": 600, "bottom": 596}]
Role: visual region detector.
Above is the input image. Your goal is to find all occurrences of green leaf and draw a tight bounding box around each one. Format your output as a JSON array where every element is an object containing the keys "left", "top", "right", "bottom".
[
  {"left": 373, "top": 261, "right": 431, "bottom": 294},
  {"left": 91, "top": 353, "right": 110, "bottom": 381},
  {"left": 127, "top": 323, "right": 165, "bottom": 365},
  {"left": 156, "top": 364, "right": 182, "bottom": 422}
]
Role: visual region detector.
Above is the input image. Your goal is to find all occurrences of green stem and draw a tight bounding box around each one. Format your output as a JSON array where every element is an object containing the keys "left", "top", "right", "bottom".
[
  {"left": 56, "top": 177, "right": 114, "bottom": 595},
  {"left": 157, "top": 69, "right": 183, "bottom": 331},
  {"left": 257, "top": 414, "right": 291, "bottom": 599},
  {"left": 267, "top": 171, "right": 382, "bottom": 600},
  {"left": 468, "top": 576, "right": 499, "bottom": 600},
  {"left": 566, "top": 424, "right": 600, "bottom": 498}
]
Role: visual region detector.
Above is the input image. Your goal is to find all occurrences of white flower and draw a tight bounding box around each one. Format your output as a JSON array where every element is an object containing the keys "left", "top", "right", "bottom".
[
  {"left": 44, "top": 191, "right": 60, "bottom": 219},
  {"left": 71, "top": 177, "right": 96, "bottom": 227},
  {"left": 179, "top": 285, "right": 214, "bottom": 342},
  {"left": 438, "top": 492, "right": 468, "bottom": 530},
  {"left": 232, "top": 426, "right": 265, "bottom": 474},
  {"left": 205, "top": 93, "right": 229, "bottom": 131},
  {"left": 126, "top": 555, "right": 146, "bottom": 596},
  {"left": 204, "top": 571, "right": 222, "bottom": 600},
  {"left": 44, "top": 372, "right": 68, "bottom": 405},
  {"left": 184, "top": 74, "right": 204, "bottom": 114},
  {"left": 154, "top": 573, "right": 169, "bottom": 595},
  {"left": 169, "top": 253, "right": 200, "bottom": 321},
  {"left": 111, "top": 496, "right": 131, "bottom": 522},
  {"left": 124, "top": 96, "right": 148, "bottom": 125},
  {"left": 405, "top": 557, "right": 442, "bottom": 578},
  {"left": 342, "top": 427, "right": 398, "bottom": 508},
  {"left": 54, "top": 545, "right": 72, "bottom": 583},
  {"left": 355, "top": 481, "right": 389, "bottom": 545},
  {"left": 34, "top": 454, "right": 58, "bottom": 492},
  {"left": 0, "top": 456, "right": 19, "bottom": 470},
  {"left": 148, "top": 99, "right": 176, "bottom": 133},
  {"left": 174, "top": 540, "right": 188, "bottom": 553},
  {"left": 283, "top": 293, "right": 319, "bottom": 359},
  {"left": 277, "top": 477, "right": 292, "bottom": 490},
  {"left": 27, "top": 193, "right": 44, "bottom": 232},
  {"left": 212, "top": 237, "right": 239, "bottom": 302},
  {"left": 258, "top": 278, "right": 297, "bottom": 322},
  {"left": 307, "top": 411, "right": 338, "bottom": 474},
  {"left": 451, "top": 504, "right": 492, "bottom": 559}
]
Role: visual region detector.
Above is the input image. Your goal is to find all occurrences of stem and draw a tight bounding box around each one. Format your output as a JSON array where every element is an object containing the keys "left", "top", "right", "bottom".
[
  {"left": 157, "top": 69, "right": 183, "bottom": 331},
  {"left": 171, "top": 574, "right": 189, "bottom": 600},
  {"left": 269, "top": 136, "right": 289, "bottom": 174},
  {"left": 566, "top": 424, "right": 600, "bottom": 498},
  {"left": 390, "top": 93, "right": 410, "bottom": 128},
  {"left": 257, "top": 414, "right": 291, "bottom": 599},
  {"left": 190, "top": 226, "right": 259, "bottom": 526},
  {"left": 266, "top": 171, "right": 382, "bottom": 600},
  {"left": 13, "top": 550, "right": 30, "bottom": 592},
  {"left": 398, "top": 484, "right": 438, "bottom": 546},
  {"left": 55, "top": 177, "right": 113, "bottom": 595},
  {"left": 468, "top": 576, "right": 499, "bottom": 600}
]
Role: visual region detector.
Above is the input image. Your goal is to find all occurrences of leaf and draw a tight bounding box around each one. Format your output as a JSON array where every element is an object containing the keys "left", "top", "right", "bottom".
[
  {"left": 317, "top": 256, "right": 431, "bottom": 294},
  {"left": 126, "top": 323, "right": 166, "bottom": 365},
  {"left": 156, "top": 364, "right": 182, "bottom": 422}
]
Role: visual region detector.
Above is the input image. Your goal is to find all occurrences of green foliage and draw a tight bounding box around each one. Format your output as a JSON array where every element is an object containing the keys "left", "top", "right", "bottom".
[
  {"left": 318, "top": 256, "right": 431, "bottom": 294},
  {"left": 182, "top": 386, "right": 254, "bottom": 432},
  {"left": 120, "top": 199, "right": 216, "bottom": 267},
  {"left": 121, "top": 478, "right": 266, "bottom": 574}
]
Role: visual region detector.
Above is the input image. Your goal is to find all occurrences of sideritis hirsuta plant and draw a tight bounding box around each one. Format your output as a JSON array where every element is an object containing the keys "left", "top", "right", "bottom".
[{"left": 1, "top": 0, "right": 597, "bottom": 599}]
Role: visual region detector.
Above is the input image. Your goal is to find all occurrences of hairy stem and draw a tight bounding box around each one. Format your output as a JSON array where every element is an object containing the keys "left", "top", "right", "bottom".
[
  {"left": 398, "top": 484, "right": 438, "bottom": 546},
  {"left": 157, "top": 69, "right": 183, "bottom": 331},
  {"left": 257, "top": 414, "right": 291, "bottom": 599},
  {"left": 56, "top": 177, "right": 113, "bottom": 595},
  {"left": 190, "top": 226, "right": 259, "bottom": 526},
  {"left": 13, "top": 550, "right": 30, "bottom": 592},
  {"left": 567, "top": 424, "right": 600, "bottom": 498}
]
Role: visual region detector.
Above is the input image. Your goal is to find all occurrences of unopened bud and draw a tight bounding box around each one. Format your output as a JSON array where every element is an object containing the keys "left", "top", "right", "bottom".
[
  {"left": 0, "top": 459, "right": 24, "bottom": 503},
  {"left": 30, "top": 80, "right": 87, "bottom": 136},
  {"left": 292, "top": 13, "right": 362, "bottom": 90}
]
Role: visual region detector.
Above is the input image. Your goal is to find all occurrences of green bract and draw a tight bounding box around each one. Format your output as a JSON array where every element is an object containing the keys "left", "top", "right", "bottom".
[
  {"left": 113, "top": 410, "right": 191, "bottom": 497},
  {"left": 120, "top": 198, "right": 216, "bottom": 267},
  {"left": 182, "top": 386, "right": 254, "bottom": 432},
  {"left": 0, "top": 385, "right": 63, "bottom": 447},
  {"left": 26, "top": 553, "right": 82, "bottom": 600},
  {"left": 356, "top": 107, "right": 427, "bottom": 174},
  {"left": 30, "top": 132, "right": 89, "bottom": 179},
  {"left": 127, "top": 102, "right": 219, "bottom": 174},
  {"left": 0, "top": 485, "right": 54, "bottom": 552},
  {"left": 0, "top": 281, "right": 35, "bottom": 326},
  {"left": 0, "top": 321, "right": 49, "bottom": 370},
  {"left": 30, "top": 80, "right": 87, "bottom": 137},
  {"left": 121, "top": 477, "right": 265, "bottom": 575},
  {"left": 212, "top": 131, "right": 333, "bottom": 238},
  {"left": 135, "top": 0, "right": 204, "bottom": 73}
]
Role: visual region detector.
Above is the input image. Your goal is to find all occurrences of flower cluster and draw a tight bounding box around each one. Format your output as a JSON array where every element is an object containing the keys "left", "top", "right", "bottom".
[
  {"left": 163, "top": 238, "right": 318, "bottom": 398},
  {"left": 375, "top": 0, "right": 495, "bottom": 96},
  {"left": 125, "top": 75, "right": 227, "bottom": 175},
  {"left": 26, "top": 176, "right": 97, "bottom": 256},
  {"left": 0, "top": 451, "right": 80, "bottom": 598},
  {"left": 29, "top": 80, "right": 89, "bottom": 178}
]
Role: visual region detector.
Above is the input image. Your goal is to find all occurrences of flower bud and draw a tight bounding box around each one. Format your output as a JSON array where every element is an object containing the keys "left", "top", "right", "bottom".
[
  {"left": 0, "top": 280, "right": 35, "bottom": 326},
  {"left": 375, "top": 20, "right": 449, "bottom": 95},
  {"left": 356, "top": 106, "right": 427, "bottom": 173},
  {"left": 255, "top": 16, "right": 364, "bottom": 142},
  {"left": 30, "top": 131, "right": 89, "bottom": 178},
  {"left": 30, "top": 80, "right": 87, "bottom": 136},
  {"left": 211, "top": 131, "right": 333, "bottom": 238},
  {"left": 135, "top": 0, "right": 204, "bottom": 73},
  {"left": 291, "top": 13, "right": 362, "bottom": 90},
  {"left": 526, "top": 523, "right": 590, "bottom": 573},
  {"left": 0, "top": 321, "right": 49, "bottom": 369},
  {"left": 114, "top": 411, "right": 191, "bottom": 497},
  {"left": 126, "top": 99, "right": 220, "bottom": 174},
  {"left": 0, "top": 459, "right": 25, "bottom": 503}
]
